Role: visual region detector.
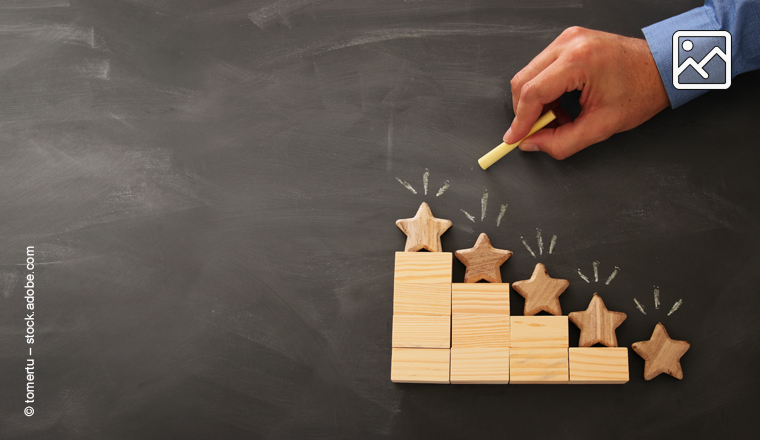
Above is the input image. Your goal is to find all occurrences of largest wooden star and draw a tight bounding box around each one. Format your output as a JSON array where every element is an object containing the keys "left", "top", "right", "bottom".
[
  {"left": 395, "top": 202, "right": 452, "bottom": 252},
  {"left": 568, "top": 294, "right": 627, "bottom": 347},
  {"left": 454, "top": 233, "right": 512, "bottom": 283},
  {"left": 511, "top": 263, "right": 569, "bottom": 316},
  {"left": 632, "top": 323, "right": 690, "bottom": 380}
]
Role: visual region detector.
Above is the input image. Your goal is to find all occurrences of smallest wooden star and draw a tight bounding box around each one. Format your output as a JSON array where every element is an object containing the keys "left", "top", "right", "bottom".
[
  {"left": 511, "top": 263, "right": 569, "bottom": 316},
  {"left": 632, "top": 323, "right": 690, "bottom": 380},
  {"left": 454, "top": 233, "right": 512, "bottom": 283},
  {"left": 568, "top": 294, "right": 627, "bottom": 347},
  {"left": 396, "top": 202, "right": 452, "bottom": 252}
]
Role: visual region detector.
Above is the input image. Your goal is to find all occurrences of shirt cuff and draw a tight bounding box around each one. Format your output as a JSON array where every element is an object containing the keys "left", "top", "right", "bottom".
[{"left": 642, "top": 7, "right": 717, "bottom": 108}]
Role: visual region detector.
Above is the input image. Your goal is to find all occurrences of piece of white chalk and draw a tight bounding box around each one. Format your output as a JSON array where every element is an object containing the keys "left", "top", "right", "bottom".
[{"left": 478, "top": 110, "right": 557, "bottom": 170}]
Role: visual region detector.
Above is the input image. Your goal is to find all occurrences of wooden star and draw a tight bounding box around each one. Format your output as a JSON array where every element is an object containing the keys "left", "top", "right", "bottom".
[
  {"left": 511, "top": 263, "right": 569, "bottom": 316},
  {"left": 396, "top": 202, "right": 452, "bottom": 252},
  {"left": 632, "top": 323, "right": 690, "bottom": 380},
  {"left": 568, "top": 294, "right": 627, "bottom": 347},
  {"left": 454, "top": 233, "right": 512, "bottom": 283}
]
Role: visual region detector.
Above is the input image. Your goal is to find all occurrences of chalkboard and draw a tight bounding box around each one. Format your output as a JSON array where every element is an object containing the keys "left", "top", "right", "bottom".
[{"left": 1, "top": 0, "right": 758, "bottom": 438}]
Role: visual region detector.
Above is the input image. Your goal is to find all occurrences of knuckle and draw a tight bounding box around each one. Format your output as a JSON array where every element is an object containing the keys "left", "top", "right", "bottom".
[
  {"left": 520, "top": 81, "right": 539, "bottom": 101},
  {"left": 562, "top": 26, "right": 585, "bottom": 39}
]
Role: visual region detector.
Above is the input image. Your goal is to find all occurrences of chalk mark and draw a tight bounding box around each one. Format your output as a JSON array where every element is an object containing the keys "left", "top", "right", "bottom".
[
  {"left": 653, "top": 287, "right": 660, "bottom": 309},
  {"left": 604, "top": 267, "right": 619, "bottom": 285},
  {"left": 536, "top": 229, "right": 544, "bottom": 256},
  {"left": 593, "top": 261, "right": 599, "bottom": 282},
  {"left": 423, "top": 169, "right": 429, "bottom": 195},
  {"left": 460, "top": 209, "right": 475, "bottom": 223},
  {"left": 577, "top": 269, "right": 590, "bottom": 283},
  {"left": 520, "top": 236, "right": 536, "bottom": 258},
  {"left": 480, "top": 190, "right": 488, "bottom": 222},
  {"left": 549, "top": 235, "right": 557, "bottom": 254},
  {"left": 395, "top": 177, "right": 416, "bottom": 194},
  {"left": 667, "top": 299, "right": 683, "bottom": 316},
  {"left": 435, "top": 180, "right": 450, "bottom": 197},
  {"left": 496, "top": 204, "right": 507, "bottom": 227},
  {"left": 634, "top": 298, "right": 646, "bottom": 315}
]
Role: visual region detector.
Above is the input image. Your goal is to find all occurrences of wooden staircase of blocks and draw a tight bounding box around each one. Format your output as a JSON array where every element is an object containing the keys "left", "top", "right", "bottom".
[{"left": 390, "top": 253, "right": 629, "bottom": 385}]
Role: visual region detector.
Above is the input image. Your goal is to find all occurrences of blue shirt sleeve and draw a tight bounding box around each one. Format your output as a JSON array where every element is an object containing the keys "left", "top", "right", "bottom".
[{"left": 642, "top": 0, "right": 760, "bottom": 108}]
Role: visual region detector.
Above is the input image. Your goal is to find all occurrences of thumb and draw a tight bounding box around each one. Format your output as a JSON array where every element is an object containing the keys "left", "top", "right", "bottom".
[{"left": 519, "top": 112, "right": 613, "bottom": 160}]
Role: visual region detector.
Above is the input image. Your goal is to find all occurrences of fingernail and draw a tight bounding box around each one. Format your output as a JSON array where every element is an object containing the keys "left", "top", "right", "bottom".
[
  {"left": 521, "top": 143, "right": 538, "bottom": 152},
  {"left": 503, "top": 128, "right": 512, "bottom": 143}
]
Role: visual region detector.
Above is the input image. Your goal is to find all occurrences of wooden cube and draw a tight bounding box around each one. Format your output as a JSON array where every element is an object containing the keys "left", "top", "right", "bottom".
[
  {"left": 394, "top": 252, "right": 452, "bottom": 284},
  {"left": 450, "top": 347, "right": 510, "bottom": 384},
  {"left": 393, "top": 283, "right": 451, "bottom": 316},
  {"left": 451, "top": 283, "right": 510, "bottom": 314},
  {"left": 509, "top": 348, "right": 569, "bottom": 384},
  {"left": 510, "top": 316, "right": 568, "bottom": 348},
  {"left": 392, "top": 315, "right": 450, "bottom": 348},
  {"left": 569, "top": 347, "right": 629, "bottom": 384},
  {"left": 391, "top": 348, "right": 450, "bottom": 384},
  {"left": 451, "top": 314, "right": 510, "bottom": 348}
]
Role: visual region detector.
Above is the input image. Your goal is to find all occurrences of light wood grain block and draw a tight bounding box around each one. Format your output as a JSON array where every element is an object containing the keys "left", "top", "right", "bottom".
[
  {"left": 392, "top": 315, "right": 450, "bottom": 348},
  {"left": 451, "top": 283, "right": 510, "bottom": 314},
  {"left": 452, "top": 314, "right": 510, "bottom": 348},
  {"left": 569, "top": 347, "right": 629, "bottom": 384},
  {"left": 509, "top": 348, "right": 569, "bottom": 384},
  {"left": 393, "top": 283, "right": 451, "bottom": 316},
  {"left": 510, "top": 316, "right": 568, "bottom": 348},
  {"left": 450, "top": 347, "right": 510, "bottom": 384},
  {"left": 391, "top": 348, "right": 450, "bottom": 384},
  {"left": 394, "top": 252, "right": 452, "bottom": 284}
]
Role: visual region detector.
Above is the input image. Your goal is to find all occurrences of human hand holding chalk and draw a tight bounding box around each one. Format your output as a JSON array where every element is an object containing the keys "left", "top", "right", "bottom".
[{"left": 478, "top": 110, "right": 556, "bottom": 170}]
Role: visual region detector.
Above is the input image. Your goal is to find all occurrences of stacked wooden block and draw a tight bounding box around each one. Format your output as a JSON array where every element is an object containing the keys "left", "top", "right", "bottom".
[
  {"left": 390, "top": 252, "right": 453, "bottom": 384},
  {"left": 450, "top": 284, "right": 511, "bottom": 384}
]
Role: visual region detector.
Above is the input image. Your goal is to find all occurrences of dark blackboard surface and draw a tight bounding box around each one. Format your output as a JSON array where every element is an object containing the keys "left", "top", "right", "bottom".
[{"left": 1, "top": 1, "right": 758, "bottom": 438}]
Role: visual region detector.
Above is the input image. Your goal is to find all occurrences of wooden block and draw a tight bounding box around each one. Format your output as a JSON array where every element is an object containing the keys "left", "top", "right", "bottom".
[
  {"left": 396, "top": 202, "right": 452, "bottom": 252},
  {"left": 394, "top": 252, "right": 452, "bottom": 284},
  {"left": 510, "top": 316, "right": 568, "bottom": 348},
  {"left": 509, "top": 348, "right": 569, "bottom": 384},
  {"left": 452, "top": 314, "right": 510, "bottom": 348},
  {"left": 451, "top": 283, "right": 510, "bottom": 314},
  {"left": 450, "top": 347, "right": 510, "bottom": 384},
  {"left": 392, "top": 315, "right": 450, "bottom": 348},
  {"left": 453, "top": 233, "right": 512, "bottom": 283},
  {"left": 394, "top": 283, "right": 451, "bottom": 316},
  {"left": 569, "top": 347, "right": 629, "bottom": 384},
  {"left": 391, "top": 348, "right": 450, "bottom": 384}
]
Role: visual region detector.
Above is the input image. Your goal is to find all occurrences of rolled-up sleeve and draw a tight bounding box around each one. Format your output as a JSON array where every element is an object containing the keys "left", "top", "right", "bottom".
[{"left": 642, "top": 0, "right": 760, "bottom": 108}]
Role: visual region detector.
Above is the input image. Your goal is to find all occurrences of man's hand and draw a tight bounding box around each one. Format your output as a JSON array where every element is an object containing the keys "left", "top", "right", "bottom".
[{"left": 505, "top": 27, "right": 670, "bottom": 159}]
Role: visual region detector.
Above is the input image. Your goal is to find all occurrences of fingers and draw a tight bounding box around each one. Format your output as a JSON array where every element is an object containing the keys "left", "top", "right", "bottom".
[
  {"left": 518, "top": 111, "right": 613, "bottom": 159},
  {"left": 510, "top": 45, "right": 561, "bottom": 113},
  {"left": 506, "top": 62, "right": 578, "bottom": 144}
]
